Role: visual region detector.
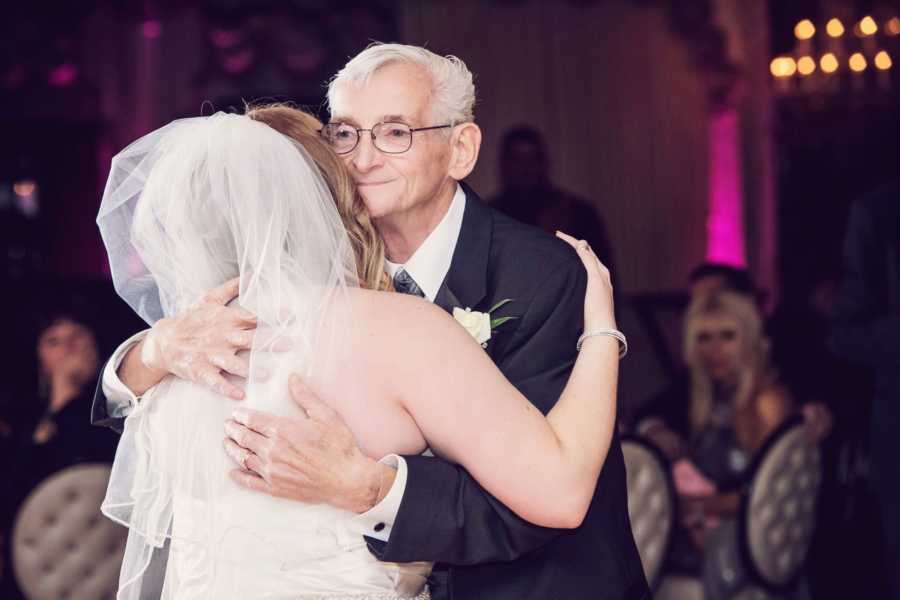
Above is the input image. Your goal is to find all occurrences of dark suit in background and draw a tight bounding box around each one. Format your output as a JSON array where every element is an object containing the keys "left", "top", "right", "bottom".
[
  {"left": 370, "top": 186, "right": 647, "bottom": 600},
  {"left": 832, "top": 182, "right": 900, "bottom": 599},
  {"left": 489, "top": 125, "right": 616, "bottom": 281}
]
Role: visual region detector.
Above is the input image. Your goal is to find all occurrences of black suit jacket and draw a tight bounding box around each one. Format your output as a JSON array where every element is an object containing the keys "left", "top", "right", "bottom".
[
  {"left": 831, "top": 184, "right": 900, "bottom": 450},
  {"left": 368, "top": 185, "right": 648, "bottom": 600},
  {"left": 832, "top": 183, "right": 900, "bottom": 426},
  {"left": 831, "top": 182, "right": 900, "bottom": 590}
]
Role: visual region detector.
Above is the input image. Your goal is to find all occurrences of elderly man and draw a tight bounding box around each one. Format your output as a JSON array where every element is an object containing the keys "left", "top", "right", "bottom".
[{"left": 92, "top": 44, "right": 648, "bottom": 599}]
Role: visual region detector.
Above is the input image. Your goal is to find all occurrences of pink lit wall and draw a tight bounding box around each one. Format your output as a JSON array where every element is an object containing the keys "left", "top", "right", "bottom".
[{"left": 706, "top": 108, "right": 747, "bottom": 267}]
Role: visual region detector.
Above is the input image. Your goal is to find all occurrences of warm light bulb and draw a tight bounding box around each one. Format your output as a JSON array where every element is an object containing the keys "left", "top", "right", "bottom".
[
  {"left": 826, "top": 18, "right": 845, "bottom": 37},
  {"left": 770, "top": 57, "right": 797, "bottom": 78},
  {"left": 849, "top": 52, "right": 868, "bottom": 72},
  {"left": 875, "top": 50, "right": 893, "bottom": 70},
  {"left": 887, "top": 17, "right": 900, "bottom": 36},
  {"left": 859, "top": 16, "right": 878, "bottom": 36},
  {"left": 795, "top": 19, "right": 816, "bottom": 40},
  {"left": 821, "top": 53, "right": 839, "bottom": 73},
  {"left": 797, "top": 56, "right": 816, "bottom": 75}
]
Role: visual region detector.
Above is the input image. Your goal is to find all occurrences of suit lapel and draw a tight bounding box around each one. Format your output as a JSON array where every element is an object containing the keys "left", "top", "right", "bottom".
[
  {"left": 433, "top": 182, "right": 492, "bottom": 314},
  {"left": 433, "top": 283, "right": 463, "bottom": 314}
]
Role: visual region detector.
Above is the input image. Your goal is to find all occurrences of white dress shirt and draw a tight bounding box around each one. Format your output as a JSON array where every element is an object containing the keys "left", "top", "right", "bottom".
[
  {"left": 383, "top": 184, "right": 466, "bottom": 302},
  {"left": 101, "top": 183, "right": 467, "bottom": 543}
]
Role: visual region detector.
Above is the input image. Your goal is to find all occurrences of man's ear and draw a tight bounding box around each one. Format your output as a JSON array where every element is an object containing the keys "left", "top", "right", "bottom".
[{"left": 448, "top": 123, "right": 482, "bottom": 181}]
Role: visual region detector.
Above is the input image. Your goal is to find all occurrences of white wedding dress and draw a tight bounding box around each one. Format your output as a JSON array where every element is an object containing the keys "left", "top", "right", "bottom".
[
  {"left": 106, "top": 376, "right": 431, "bottom": 599},
  {"left": 97, "top": 113, "right": 431, "bottom": 599}
]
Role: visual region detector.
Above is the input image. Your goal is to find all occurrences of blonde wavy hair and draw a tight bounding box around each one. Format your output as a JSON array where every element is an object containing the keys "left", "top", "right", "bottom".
[
  {"left": 245, "top": 103, "right": 392, "bottom": 292},
  {"left": 683, "top": 291, "right": 773, "bottom": 436}
]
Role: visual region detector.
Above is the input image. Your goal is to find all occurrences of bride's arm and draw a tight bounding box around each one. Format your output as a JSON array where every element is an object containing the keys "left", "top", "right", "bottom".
[{"left": 393, "top": 234, "right": 618, "bottom": 529}]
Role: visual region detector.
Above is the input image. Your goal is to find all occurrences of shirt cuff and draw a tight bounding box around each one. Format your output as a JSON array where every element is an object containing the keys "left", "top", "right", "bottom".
[
  {"left": 102, "top": 330, "right": 151, "bottom": 419},
  {"left": 348, "top": 454, "right": 407, "bottom": 543}
]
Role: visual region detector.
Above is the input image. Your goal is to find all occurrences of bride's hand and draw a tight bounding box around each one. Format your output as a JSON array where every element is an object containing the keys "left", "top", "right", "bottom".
[
  {"left": 138, "top": 278, "right": 257, "bottom": 399},
  {"left": 556, "top": 231, "right": 616, "bottom": 331}
]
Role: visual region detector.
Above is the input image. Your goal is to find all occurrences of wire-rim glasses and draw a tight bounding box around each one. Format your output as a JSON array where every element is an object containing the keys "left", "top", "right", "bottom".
[{"left": 320, "top": 122, "right": 452, "bottom": 155}]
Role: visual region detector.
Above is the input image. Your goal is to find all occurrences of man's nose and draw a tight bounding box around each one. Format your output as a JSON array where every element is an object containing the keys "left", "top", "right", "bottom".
[{"left": 350, "top": 131, "right": 384, "bottom": 173}]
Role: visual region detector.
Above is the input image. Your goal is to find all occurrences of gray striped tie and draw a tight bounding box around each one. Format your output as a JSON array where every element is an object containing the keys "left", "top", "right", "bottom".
[{"left": 393, "top": 269, "right": 425, "bottom": 297}]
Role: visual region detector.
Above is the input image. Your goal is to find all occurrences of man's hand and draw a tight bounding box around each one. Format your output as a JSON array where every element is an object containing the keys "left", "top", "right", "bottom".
[
  {"left": 119, "top": 278, "right": 256, "bottom": 398},
  {"left": 224, "top": 374, "right": 396, "bottom": 513}
]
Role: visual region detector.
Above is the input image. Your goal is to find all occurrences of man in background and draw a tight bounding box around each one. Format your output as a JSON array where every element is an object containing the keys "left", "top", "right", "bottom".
[
  {"left": 831, "top": 182, "right": 900, "bottom": 599},
  {"left": 490, "top": 126, "right": 616, "bottom": 277}
]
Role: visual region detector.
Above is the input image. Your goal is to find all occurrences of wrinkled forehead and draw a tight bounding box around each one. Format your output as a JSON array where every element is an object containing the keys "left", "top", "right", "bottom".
[{"left": 329, "top": 62, "right": 434, "bottom": 126}]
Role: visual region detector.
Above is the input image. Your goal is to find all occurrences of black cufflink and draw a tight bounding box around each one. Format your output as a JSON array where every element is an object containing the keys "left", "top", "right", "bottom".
[{"left": 374, "top": 522, "right": 385, "bottom": 532}]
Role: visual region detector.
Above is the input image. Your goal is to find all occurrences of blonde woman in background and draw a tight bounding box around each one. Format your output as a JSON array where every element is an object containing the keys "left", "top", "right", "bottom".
[{"left": 670, "top": 290, "right": 794, "bottom": 599}]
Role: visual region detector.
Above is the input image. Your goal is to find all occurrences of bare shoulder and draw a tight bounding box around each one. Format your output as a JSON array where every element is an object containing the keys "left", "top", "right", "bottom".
[
  {"left": 756, "top": 383, "right": 794, "bottom": 420},
  {"left": 346, "top": 288, "right": 479, "bottom": 362},
  {"left": 349, "top": 288, "right": 452, "bottom": 324},
  {"left": 346, "top": 289, "right": 463, "bottom": 343}
]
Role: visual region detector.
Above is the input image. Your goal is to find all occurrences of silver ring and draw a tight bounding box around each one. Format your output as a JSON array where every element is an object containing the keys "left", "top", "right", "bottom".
[{"left": 241, "top": 449, "right": 253, "bottom": 470}]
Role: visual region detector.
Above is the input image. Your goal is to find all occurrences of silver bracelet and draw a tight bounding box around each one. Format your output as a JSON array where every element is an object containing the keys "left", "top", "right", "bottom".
[{"left": 577, "top": 328, "right": 627, "bottom": 358}]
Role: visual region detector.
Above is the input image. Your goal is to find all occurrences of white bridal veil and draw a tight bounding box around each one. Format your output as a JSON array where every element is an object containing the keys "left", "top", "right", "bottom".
[{"left": 96, "top": 113, "right": 366, "bottom": 598}]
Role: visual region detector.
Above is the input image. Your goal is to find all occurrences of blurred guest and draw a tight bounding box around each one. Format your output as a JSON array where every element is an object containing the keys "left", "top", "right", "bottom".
[
  {"left": 4, "top": 311, "right": 118, "bottom": 510},
  {"left": 831, "top": 183, "right": 900, "bottom": 600},
  {"left": 665, "top": 291, "right": 794, "bottom": 599},
  {"left": 489, "top": 126, "right": 615, "bottom": 274},
  {"left": 637, "top": 262, "right": 832, "bottom": 451},
  {"left": 1, "top": 310, "right": 115, "bottom": 598}
]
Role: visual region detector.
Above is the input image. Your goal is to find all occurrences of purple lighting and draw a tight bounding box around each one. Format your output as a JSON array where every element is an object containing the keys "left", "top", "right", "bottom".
[
  {"left": 210, "top": 29, "right": 242, "bottom": 49},
  {"left": 141, "top": 20, "right": 162, "bottom": 39},
  {"left": 223, "top": 50, "right": 255, "bottom": 74},
  {"left": 48, "top": 63, "right": 78, "bottom": 87},
  {"left": 706, "top": 109, "right": 746, "bottom": 266}
]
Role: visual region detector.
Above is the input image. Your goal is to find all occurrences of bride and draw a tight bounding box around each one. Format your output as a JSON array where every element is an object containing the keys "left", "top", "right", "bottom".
[{"left": 97, "top": 105, "right": 622, "bottom": 599}]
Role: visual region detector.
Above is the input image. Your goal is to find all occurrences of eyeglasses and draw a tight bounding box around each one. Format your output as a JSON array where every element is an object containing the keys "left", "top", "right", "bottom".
[{"left": 320, "top": 122, "right": 452, "bottom": 155}]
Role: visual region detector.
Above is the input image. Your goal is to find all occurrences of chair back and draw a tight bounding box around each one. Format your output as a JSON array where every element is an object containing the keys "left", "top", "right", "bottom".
[
  {"left": 739, "top": 416, "right": 821, "bottom": 592},
  {"left": 622, "top": 436, "right": 676, "bottom": 587},
  {"left": 12, "top": 463, "right": 126, "bottom": 600}
]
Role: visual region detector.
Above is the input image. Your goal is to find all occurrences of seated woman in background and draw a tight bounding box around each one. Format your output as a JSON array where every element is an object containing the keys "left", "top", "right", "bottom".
[
  {"left": 642, "top": 291, "right": 795, "bottom": 599},
  {"left": 7, "top": 311, "right": 118, "bottom": 491},
  {"left": 2, "top": 309, "right": 119, "bottom": 596}
]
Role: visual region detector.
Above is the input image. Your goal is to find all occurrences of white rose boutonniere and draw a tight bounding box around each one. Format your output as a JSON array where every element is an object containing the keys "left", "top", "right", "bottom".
[
  {"left": 453, "top": 307, "right": 492, "bottom": 344},
  {"left": 453, "top": 299, "right": 517, "bottom": 348}
]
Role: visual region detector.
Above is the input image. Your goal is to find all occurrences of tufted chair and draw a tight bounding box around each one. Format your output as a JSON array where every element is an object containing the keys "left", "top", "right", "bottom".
[
  {"left": 656, "top": 416, "right": 821, "bottom": 600},
  {"left": 11, "top": 463, "right": 126, "bottom": 600},
  {"left": 621, "top": 436, "right": 676, "bottom": 588},
  {"left": 738, "top": 416, "right": 821, "bottom": 594}
]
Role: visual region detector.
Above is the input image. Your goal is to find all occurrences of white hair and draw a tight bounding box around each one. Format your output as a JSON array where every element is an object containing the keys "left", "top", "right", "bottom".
[{"left": 327, "top": 43, "right": 476, "bottom": 124}]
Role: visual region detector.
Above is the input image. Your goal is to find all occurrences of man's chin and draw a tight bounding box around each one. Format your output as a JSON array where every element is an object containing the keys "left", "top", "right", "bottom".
[{"left": 358, "top": 191, "right": 399, "bottom": 220}]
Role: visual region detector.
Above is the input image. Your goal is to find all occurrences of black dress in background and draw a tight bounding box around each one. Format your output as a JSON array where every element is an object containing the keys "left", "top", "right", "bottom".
[
  {"left": 1, "top": 379, "right": 118, "bottom": 598},
  {"left": 4, "top": 379, "right": 119, "bottom": 524}
]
